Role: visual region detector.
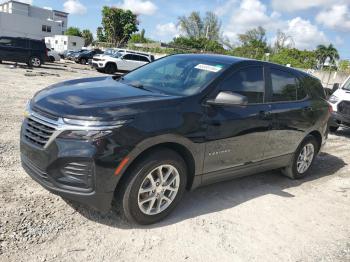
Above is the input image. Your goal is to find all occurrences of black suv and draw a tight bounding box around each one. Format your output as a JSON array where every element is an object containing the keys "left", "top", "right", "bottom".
[
  {"left": 20, "top": 54, "right": 330, "bottom": 224},
  {"left": 74, "top": 49, "right": 103, "bottom": 64},
  {"left": 0, "top": 36, "right": 47, "bottom": 67}
]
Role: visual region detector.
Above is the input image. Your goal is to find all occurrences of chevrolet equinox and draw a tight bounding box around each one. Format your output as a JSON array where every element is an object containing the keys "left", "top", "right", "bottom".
[{"left": 20, "top": 54, "right": 330, "bottom": 224}]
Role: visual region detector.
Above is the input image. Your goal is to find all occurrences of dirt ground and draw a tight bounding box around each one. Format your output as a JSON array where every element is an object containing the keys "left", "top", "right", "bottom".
[{"left": 0, "top": 61, "right": 349, "bottom": 262}]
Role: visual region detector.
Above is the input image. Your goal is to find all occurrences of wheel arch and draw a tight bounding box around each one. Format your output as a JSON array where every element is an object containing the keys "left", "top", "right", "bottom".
[
  {"left": 115, "top": 138, "right": 201, "bottom": 194},
  {"left": 307, "top": 130, "right": 322, "bottom": 153}
]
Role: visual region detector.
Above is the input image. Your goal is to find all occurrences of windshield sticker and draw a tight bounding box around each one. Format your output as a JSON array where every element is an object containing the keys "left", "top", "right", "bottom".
[{"left": 195, "top": 64, "right": 223, "bottom": 73}]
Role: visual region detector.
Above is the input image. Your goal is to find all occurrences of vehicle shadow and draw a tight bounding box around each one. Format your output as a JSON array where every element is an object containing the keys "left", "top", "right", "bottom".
[{"left": 65, "top": 152, "right": 346, "bottom": 229}]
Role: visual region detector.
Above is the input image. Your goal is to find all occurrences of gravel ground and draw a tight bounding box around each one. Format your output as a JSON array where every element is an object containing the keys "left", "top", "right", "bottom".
[{"left": 0, "top": 61, "right": 349, "bottom": 262}]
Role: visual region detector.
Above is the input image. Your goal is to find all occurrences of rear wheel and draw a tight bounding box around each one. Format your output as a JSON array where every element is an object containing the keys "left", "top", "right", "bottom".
[
  {"left": 49, "top": 56, "right": 55, "bottom": 62},
  {"left": 116, "top": 149, "right": 187, "bottom": 225},
  {"left": 104, "top": 63, "right": 117, "bottom": 74},
  {"left": 282, "top": 135, "right": 319, "bottom": 179},
  {"left": 28, "top": 56, "right": 41, "bottom": 67}
]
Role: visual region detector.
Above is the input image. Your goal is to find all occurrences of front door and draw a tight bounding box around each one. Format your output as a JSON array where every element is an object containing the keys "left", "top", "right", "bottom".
[
  {"left": 203, "top": 65, "right": 272, "bottom": 174},
  {"left": 119, "top": 54, "right": 140, "bottom": 71}
]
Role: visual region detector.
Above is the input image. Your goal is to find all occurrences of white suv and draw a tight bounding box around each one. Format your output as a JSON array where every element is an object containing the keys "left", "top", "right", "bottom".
[
  {"left": 329, "top": 76, "right": 350, "bottom": 132},
  {"left": 92, "top": 51, "right": 153, "bottom": 74}
]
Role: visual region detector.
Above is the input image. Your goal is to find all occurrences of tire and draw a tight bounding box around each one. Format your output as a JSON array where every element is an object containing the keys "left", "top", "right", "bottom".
[
  {"left": 0, "top": 60, "right": 2, "bottom": 64},
  {"left": 80, "top": 58, "right": 87, "bottom": 64},
  {"left": 49, "top": 56, "right": 55, "bottom": 62},
  {"left": 329, "top": 125, "right": 339, "bottom": 133},
  {"left": 104, "top": 63, "right": 117, "bottom": 74},
  {"left": 28, "top": 56, "right": 42, "bottom": 67},
  {"left": 282, "top": 135, "right": 319, "bottom": 179},
  {"left": 116, "top": 149, "right": 187, "bottom": 225}
]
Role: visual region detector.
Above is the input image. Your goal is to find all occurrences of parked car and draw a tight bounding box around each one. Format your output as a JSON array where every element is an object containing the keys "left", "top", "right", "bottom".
[
  {"left": 20, "top": 54, "right": 330, "bottom": 224},
  {"left": 75, "top": 49, "right": 103, "bottom": 64},
  {"left": 47, "top": 48, "right": 60, "bottom": 62},
  {"left": 92, "top": 51, "right": 153, "bottom": 74},
  {"left": 66, "top": 49, "right": 85, "bottom": 60},
  {"left": 328, "top": 76, "right": 350, "bottom": 132},
  {"left": 0, "top": 36, "right": 47, "bottom": 67}
]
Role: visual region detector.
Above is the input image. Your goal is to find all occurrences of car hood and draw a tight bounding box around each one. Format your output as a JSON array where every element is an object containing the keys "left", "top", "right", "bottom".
[
  {"left": 334, "top": 88, "right": 350, "bottom": 101},
  {"left": 32, "top": 76, "right": 180, "bottom": 120}
]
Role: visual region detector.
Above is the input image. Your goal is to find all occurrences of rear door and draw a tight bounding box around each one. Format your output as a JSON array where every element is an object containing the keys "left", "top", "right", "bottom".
[
  {"left": 203, "top": 64, "right": 272, "bottom": 174},
  {"left": 13, "top": 38, "right": 29, "bottom": 62},
  {"left": 119, "top": 54, "right": 140, "bottom": 71},
  {"left": 263, "top": 66, "right": 314, "bottom": 159}
]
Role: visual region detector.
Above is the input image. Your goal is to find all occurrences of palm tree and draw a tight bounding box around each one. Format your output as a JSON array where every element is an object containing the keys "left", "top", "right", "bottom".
[{"left": 316, "top": 44, "right": 339, "bottom": 69}]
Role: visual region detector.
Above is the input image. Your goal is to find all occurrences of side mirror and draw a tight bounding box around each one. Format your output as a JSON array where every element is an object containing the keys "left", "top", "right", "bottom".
[
  {"left": 332, "top": 83, "right": 340, "bottom": 92},
  {"left": 207, "top": 91, "right": 248, "bottom": 106}
]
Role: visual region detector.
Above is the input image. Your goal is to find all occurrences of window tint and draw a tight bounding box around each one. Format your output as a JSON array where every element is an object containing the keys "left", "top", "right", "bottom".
[
  {"left": 271, "top": 69, "right": 303, "bottom": 102},
  {"left": 123, "top": 54, "right": 137, "bottom": 60},
  {"left": 13, "top": 39, "right": 27, "bottom": 48},
  {"left": 30, "top": 41, "right": 45, "bottom": 50},
  {"left": 139, "top": 56, "right": 150, "bottom": 62},
  {"left": 219, "top": 67, "right": 265, "bottom": 104}
]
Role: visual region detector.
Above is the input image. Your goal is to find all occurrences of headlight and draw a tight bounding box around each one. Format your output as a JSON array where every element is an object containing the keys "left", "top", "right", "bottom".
[
  {"left": 24, "top": 100, "right": 31, "bottom": 118},
  {"left": 329, "top": 95, "right": 339, "bottom": 104},
  {"left": 58, "top": 130, "right": 112, "bottom": 140},
  {"left": 62, "top": 118, "right": 129, "bottom": 127}
]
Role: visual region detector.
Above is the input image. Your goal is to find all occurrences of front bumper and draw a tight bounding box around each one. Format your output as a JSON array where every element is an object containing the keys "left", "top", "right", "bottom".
[
  {"left": 92, "top": 62, "right": 105, "bottom": 69},
  {"left": 20, "top": 120, "right": 126, "bottom": 212},
  {"left": 330, "top": 112, "right": 350, "bottom": 127}
]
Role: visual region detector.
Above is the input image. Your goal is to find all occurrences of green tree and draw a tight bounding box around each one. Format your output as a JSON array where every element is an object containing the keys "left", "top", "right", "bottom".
[
  {"left": 129, "top": 29, "right": 153, "bottom": 43},
  {"left": 270, "top": 48, "right": 317, "bottom": 69},
  {"left": 96, "top": 26, "right": 106, "bottom": 42},
  {"left": 316, "top": 44, "right": 339, "bottom": 69},
  {"left": 101, "top": 6, "right": 139, "bottom": 47},
  {"left": 65, "top": 27, "right": 82, "bottom": 37},
  {"left": 231, "top": 27, "right": 269, "bottom": 60},
  {"left": 170, "top": 36, "right": 224, "bottom": 52},
  {"left": 339, "top": 60, "right": 350, "bottom": 72},
  {"left": 81, "top": 29, "right": 93, "bottom": 46},
  {"left": 178, "top": 11, "right": 221, "bottom": 41},
  {"left": 273, "top": 30, "right": 294, "bottom": 53}
]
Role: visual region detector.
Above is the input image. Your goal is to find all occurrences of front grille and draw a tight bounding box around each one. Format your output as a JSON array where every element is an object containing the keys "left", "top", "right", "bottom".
[
  {"left": 338, "top": 101, "right": 350, "bottom": 115},
  {"left": 32, "top": 107, "right": 59, "bottom": 121},
  {"left": 24, "top": 117, "right": 57, "bottom": 148},
  {"left": 93, "top": 58, "right": 101, "bottom": 61}
]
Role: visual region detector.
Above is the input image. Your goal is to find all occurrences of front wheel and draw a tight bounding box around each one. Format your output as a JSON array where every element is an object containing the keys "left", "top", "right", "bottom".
[
  {"left": 116, "top": 149, "right": 187, "bottom": 224},
  {"left": 282, "top": 135, "right": 319, "bottom": 179},
  {"left": 104, "top": 63, "right": 117, "bottom": 74}
]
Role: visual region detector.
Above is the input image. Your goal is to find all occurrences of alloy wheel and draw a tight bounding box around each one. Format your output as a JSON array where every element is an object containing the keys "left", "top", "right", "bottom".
[
  {"left": 296, "top": 143, "right": 315, "bottom": 174},
  {"left": 138, "top": 164, "right": 180, "bottom": 215}
]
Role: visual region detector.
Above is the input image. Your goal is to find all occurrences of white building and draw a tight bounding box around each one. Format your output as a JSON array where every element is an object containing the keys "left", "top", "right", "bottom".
[
  {"left": 0, "top": 0, "right": 68, "bottom": 40},
  {"left": 45, "top": 35, "right": 84, "bottom": 53}
]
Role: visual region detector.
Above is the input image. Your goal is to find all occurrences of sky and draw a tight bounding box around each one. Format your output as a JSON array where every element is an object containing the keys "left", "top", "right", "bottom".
[{"left": 5, "top": 0, "right": 350, "bottom": 59}]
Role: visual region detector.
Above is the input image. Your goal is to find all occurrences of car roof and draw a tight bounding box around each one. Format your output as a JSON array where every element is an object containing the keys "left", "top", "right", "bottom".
[{"left": 172, "top": 53, "right": 248, "bottom": 65}]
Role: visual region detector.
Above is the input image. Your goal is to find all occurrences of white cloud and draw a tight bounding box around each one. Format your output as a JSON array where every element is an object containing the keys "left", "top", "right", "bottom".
[
  {"left": 316, "top": 4, "right": 350, "bottom": 31},
  {"left": 118, "top": 0, "right": 157, "bottom": 15},
  {"left": 271, "top": 0, "right": 339, "bottom": 12},
  {"left": 214, "top": 0, "right": 237, "bottom": 16},
  {"left": 63, "top": 0, "right": 86, "bottom": 15},
  {"left": 284, "top": 17, "right": 329, "bottom": 49},
  {"left": 223, "top": 0, "right": 283, "bottom": 42},
  {"left": 155, "top": 23, "right": 180, "bottom": 37}
]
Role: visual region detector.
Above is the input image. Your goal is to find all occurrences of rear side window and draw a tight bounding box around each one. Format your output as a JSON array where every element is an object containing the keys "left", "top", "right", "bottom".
[
  {"left": 270, "top": 69, "right": 306, "bottom": 102},
  {"left": 139, "top": 56, "right": 150, "bottom": 62},
  {"left": 30, "top": 41, "right": 45, "bottom": 50},
  {"left": 219, "top": 66, "right": 265, "bottom": 104},
  {"left": 13, "top": 39, "right": 27, "bottom": 48},
  {"left": 123, "top": 54, "right": 137, "bottom": 61}
]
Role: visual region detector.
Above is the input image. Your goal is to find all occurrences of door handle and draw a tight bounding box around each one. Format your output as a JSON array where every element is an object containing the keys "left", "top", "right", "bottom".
[{"left": 303, "top": 106, "right": 313, "bottom": 112}]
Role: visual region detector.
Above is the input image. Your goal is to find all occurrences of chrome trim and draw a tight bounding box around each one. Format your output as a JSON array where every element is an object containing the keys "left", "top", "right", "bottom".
[{"left": 25, "top": 107, "right": 125, "bottom": 149}]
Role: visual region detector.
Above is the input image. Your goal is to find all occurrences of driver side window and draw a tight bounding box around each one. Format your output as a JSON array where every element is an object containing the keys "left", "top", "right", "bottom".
[{"left": 219, "top": 66, "right": 265, "bottom": 104}]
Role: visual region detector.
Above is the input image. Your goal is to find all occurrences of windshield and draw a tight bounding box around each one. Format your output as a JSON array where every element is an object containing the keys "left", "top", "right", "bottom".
[
  {"left": 112, "top": 52, "right": 122, "bottom": 58},
  {"left": 120, "top": 55, "right": 229, "bottom": 96},
  {"left": 343, "top": 78, "right": 350, "bottom": 91}
]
